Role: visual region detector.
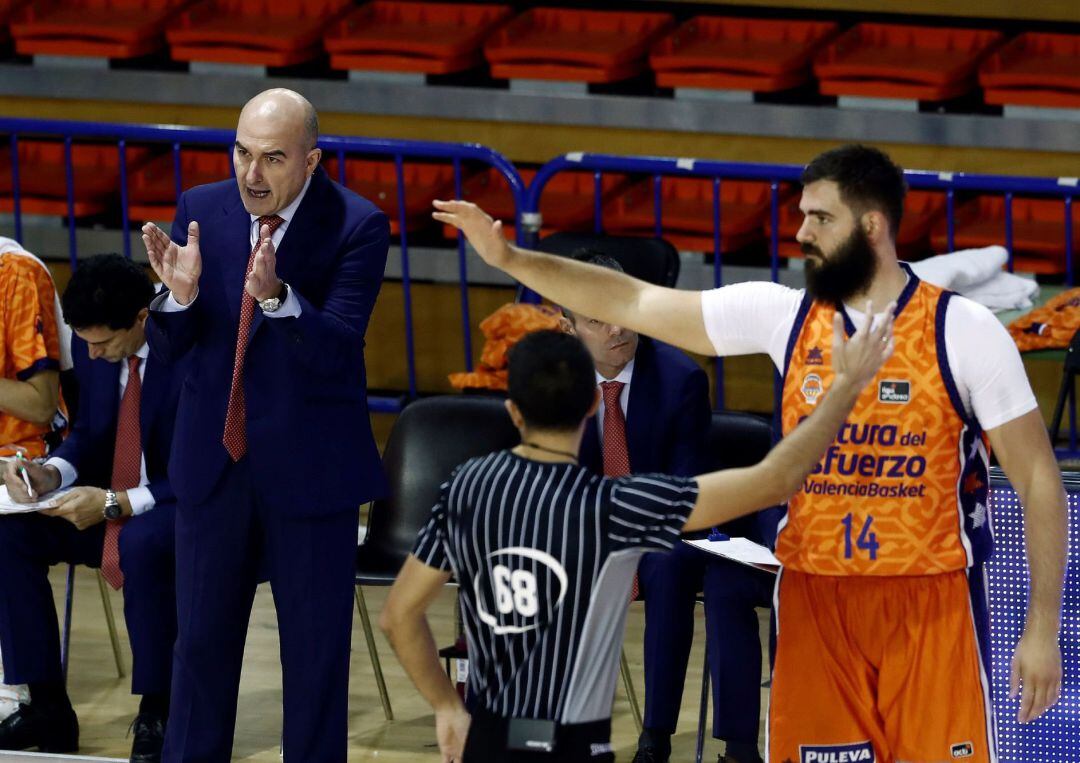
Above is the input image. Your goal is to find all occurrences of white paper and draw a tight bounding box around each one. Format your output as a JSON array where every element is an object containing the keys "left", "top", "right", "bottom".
[
  {"left": 684, "top": 536, "right": 780, "bottom": 572},
  {"left": 0, "top": 484, "right": 71, "bottom": 514}
]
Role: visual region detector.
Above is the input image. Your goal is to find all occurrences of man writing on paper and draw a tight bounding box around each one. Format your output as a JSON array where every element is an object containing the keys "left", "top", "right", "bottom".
[
  {"left": 0, "top": 254, "right": 184, "bottom": 762},
  {"left": 381, "top": 314, "right": 892, "bottom": 763}
]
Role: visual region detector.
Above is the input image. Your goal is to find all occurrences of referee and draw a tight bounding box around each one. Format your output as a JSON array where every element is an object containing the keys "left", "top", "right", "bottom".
[{"left": 381, "top": 313, "right": 893, "bottom": 763}]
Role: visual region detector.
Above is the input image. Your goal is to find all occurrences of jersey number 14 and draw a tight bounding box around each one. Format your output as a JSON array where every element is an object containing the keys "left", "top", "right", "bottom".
[{"left": 841, "top": 513, "right": 879, "bottom": 560}]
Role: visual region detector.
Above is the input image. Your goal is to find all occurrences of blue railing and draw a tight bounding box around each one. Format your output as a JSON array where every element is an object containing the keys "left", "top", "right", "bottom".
[
  {"left": 0, "top": 117, "right": 527, "bottom": 413},
  {"left": 524, "top": 152, "right": 1079, "bottom": 408}
]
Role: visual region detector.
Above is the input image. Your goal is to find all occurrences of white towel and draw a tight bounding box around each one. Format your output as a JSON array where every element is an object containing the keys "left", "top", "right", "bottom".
[
  {"left": 909, "top": 245, "right": 1039, "bottom": 313},
  {"left": 0, "top": 238, "right": 73, "bottom": 370}
]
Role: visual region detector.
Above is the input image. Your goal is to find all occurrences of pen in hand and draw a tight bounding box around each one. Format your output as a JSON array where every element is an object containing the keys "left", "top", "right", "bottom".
[{"left": 15, "top": 452, "right": 36, "bottom": 500}]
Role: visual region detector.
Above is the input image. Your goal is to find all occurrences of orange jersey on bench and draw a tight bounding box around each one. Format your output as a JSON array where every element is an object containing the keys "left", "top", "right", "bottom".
[{"left": 776, "top": 277, "right": 991, "bottom": 576}]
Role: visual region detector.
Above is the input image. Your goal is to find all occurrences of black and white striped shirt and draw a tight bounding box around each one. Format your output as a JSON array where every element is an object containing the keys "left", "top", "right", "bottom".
[{"left": 412, "top": 449, "right": 698, "bottom": 724}]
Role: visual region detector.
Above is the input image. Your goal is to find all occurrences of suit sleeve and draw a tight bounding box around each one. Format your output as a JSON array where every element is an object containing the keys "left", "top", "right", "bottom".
[
  {"left": 145, "top": 193, "right": 208, "bottom": 364},
  {"left": 259, "top": 208, "right": 390, "bottom": 380},
  {"left": 663, "top": 365, "right": 712, "bottom": 477}
]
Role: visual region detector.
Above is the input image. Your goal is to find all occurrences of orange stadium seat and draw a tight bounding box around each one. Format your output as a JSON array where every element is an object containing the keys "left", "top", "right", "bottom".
[
  {"left": 604, "top": 177, "right": 791, "bottom": 253},
  {"left": 0, "top": 140, "right": 152, "bottom": 217},
  {"left": 484, "top": 8, "right": 674, "bottom": 84},
  {"left": 814, "top": 23, "right": 1004, "bottom": 101},
  {"left": 767, "top": 189, "right": 947, "bottom": 260},
  {"left": 440, "top": 168, "right": 632, "bottom": 241},
  {"left": 126, "top": 148, "right": 232, "bottom": 222},
  {"left": 9, "top": 0, "right": 192, "bottom": 59},
  {"left": 980, "top": 32, "right": 1080, "bottom": 109},
  {"left": 325, "top": 1, "right": 513, "bottom": 76},
  {"left": 929, "top": 196, "right": 1080, "bottom": 275},
  {"left": 0, "top": 1, "right": 30, "bottom": 47},
  {"left": 323, "top": 158, "right": 459, "bottom": 235},
  {"left": 166, "top": 0, "right": 352, "bottom": 67},
  {"left": 649, "top": 16, "right": 838, "bottom": 93}
]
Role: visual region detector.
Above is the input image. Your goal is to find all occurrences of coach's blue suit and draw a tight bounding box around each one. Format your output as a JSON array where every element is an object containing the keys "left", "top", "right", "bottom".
[
  {"left": 580, "top": 338, "right": 772, "bottom": 752},
  {"left": 0, "top": 335, "right": 182, "bottom": 697},
  {"left": 145, "top": 166, "right": 388, "bottom": 762}
]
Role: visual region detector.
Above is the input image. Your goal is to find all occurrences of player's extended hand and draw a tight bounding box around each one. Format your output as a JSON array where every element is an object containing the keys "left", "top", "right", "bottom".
[
  {"left": 40, "top": 486, "right": 108, "bottom": 531},
  {"left": 433, "top": 199, "right": 512, "bottom": 270},
  {"left": 434, "top": 705, "right": 470, "bottom": 763},
  {"left": 1011, "top": 627, "right": 1062, "bottom": 723},
  {"left": 245, "top": 222, "right": 282, "bottom": 302},
  {"left": 831, "top": 301, "right": 895, "bottom": 392},
  {"left": 142, "top": 221, "right": 202, "bottom": 305}
]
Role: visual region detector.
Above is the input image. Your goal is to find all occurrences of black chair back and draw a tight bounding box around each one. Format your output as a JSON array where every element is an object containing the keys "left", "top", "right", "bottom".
[
  {"left": 706, "top": 410, "right": 777, "bottom": 544},
  {"left": 358, "top": 395, "right": 520, "bottom": 581},
  {"left": 537, "top": 231, "right": 680, "bottom": 287}
]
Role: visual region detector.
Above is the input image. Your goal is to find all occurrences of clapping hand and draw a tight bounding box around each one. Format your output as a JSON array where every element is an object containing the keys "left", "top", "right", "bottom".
[{"left": 142, "top": 220, "right": 202, "bottom": 305}]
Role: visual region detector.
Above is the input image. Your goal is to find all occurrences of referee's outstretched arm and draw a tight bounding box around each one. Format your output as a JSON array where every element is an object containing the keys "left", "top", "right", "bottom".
[{"left": 683, "top": 304, "right": 894, "bottom": 532}]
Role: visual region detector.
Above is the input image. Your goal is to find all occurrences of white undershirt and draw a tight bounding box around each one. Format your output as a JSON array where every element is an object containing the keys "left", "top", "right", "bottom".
[
  {"left": 45, "top": 342, "right": 155, "bottom": 515},
  {"left": 594, "top": 359, "right": 634, "bottom": 448},
  {"left": 699, "top": 281, "right": 1037, "bottom": 432}
]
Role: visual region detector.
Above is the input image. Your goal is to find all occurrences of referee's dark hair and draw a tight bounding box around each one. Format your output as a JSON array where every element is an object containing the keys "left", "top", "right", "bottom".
[
  {"left": 62, "top": 254, "right": 155, "bottom": 331},
  {"left": 508, "top": 329, "right": 596, "bottom": 431}
]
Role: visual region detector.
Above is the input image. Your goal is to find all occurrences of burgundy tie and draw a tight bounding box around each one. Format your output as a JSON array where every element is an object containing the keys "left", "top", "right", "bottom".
[
  {"left": 222, "top": 214, "right": 284, "bottom": 461},
  {"left": 100, "top": 355, "right": 142, "bottom": 590},
  {"left": 601, "top": 381, "right": 639, "bottom": 600}
]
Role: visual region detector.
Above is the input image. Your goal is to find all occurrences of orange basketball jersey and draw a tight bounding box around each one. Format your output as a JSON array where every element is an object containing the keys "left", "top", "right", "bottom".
[{"left": 776, "top": 274, "right": 992, "bottom": 576}]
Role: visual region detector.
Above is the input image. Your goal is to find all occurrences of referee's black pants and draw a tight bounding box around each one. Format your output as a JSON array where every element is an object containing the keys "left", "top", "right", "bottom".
[{"left": 465, "top": 707, "right": 615, "bottom": 763}]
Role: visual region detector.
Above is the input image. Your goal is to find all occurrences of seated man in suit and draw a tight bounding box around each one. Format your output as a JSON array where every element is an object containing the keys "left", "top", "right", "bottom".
[
  {"left": 568, "top": 250, "right": 769, "bottom": 763},
  {"left": 0, "top": 254, "right": 185, "bottom": 763}
]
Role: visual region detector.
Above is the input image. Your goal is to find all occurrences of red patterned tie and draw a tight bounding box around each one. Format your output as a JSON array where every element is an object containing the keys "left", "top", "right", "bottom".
[
  {"left": 601, "top": 381, "right": 639, "bottom": 599},
  {"left": 222, "top": 214, "right": 284, "bottom": 461},
  {"left": 100, "top": 355, "right": 142, "bottom": 590}
]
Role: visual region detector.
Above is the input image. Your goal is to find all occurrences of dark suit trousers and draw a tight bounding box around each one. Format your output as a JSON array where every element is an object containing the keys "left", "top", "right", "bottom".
[
  {"left": 637, "top": 543, "right": 774, "bottom": 743},
  {"left": 164, "top": 459, "right": 360, "bottom": 763},
  {"left": 0, "top": 509, "right": 176, "bottom": 695}
]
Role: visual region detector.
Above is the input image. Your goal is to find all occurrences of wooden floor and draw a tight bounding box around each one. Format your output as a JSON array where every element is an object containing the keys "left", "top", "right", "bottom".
[{"left": 52, "top": 564, "right": 771, "bottom": 761}]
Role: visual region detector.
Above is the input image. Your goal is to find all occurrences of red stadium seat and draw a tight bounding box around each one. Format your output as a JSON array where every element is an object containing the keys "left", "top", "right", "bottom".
[
  {"left": 323, "top": 158, "right": 459, "bottom": 235},
  {"left": 325, "top": 1, "right": 513, "bottom": 76},
  {"left": 126, "top": 148, "right": 232, "bottom": 222},
  {"left": 649, "top": 16, "right": 838, "bottom": 93},
  {"left": 814, "top": 23, "right": 1004, "bottom": 101},
  {"left": 484, "top": 8, "right": 674, "bottom": 84},
  {"left": 0, "top": 140, "right": 151, "bottom": 217},
  {"left": 166, "top": 0, "right": 352, "bottom": 67},
  {"left": 767, "top": 189, "right": 947, "bottom": 260},
  {"left": 440, "top": 168, "right": 632, "bottom": 241},
  {"left": 980, "top": 32, "right": 1080, "bottom": 109},
  {"left": 10, "top": 0, "right": 192, "bottom": 59},
  {"left": 604, "top": 177, "right": 792, "bottom": 253},
  {"left": 929, "top": 196, "right": 1080, "bottom": 275},
  {"left": 0, "top": 1, "right": 30, "bottom": 47}
]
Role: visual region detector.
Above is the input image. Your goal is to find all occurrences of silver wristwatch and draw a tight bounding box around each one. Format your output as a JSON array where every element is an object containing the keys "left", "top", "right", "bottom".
[
  {"left": 259, "top": 282, "right": 289, "bottom": 313},
  {"left": 103, "top": 489, "right": 122, "bottom": 520}
]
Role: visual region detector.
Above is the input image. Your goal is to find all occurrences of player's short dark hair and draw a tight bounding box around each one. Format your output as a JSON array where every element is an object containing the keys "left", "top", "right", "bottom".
[
  {"left": 508, "top": 330, "right": 596, "bottom": 432},
  {"left": 801, "top": 144, "right": 907, "bottom": 239},
  {"left": 61, "top": 254, "right": 155, "bottom": 331}
]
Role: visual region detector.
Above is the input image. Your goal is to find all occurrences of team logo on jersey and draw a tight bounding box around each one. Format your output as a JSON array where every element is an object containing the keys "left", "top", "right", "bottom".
[
  {"left": 951, "top": 741, "right": 974, "bottom": 758},
  {"left": 801, "top": 373, "right": 823, "bottom": 405},
  {"left": 475, "top": 547, "right": 568, "bottom": 635},
  {"left": 799, "top": 742, "right": 874, "bottom": 763},
  {"left": 806, "top": 346, "right": 824, "bottom": 365},
  {"left": 878, "top": 379, "right": 910, "bottom": 404}
]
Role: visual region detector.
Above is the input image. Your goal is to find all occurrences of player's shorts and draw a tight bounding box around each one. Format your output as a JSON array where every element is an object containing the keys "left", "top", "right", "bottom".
[{"left": 767, "top": 567, "right": 997, "bottom": 763}]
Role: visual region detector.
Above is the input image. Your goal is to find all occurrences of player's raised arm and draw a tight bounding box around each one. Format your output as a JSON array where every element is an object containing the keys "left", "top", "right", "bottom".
[
  {"left": 433, "top": 199, "right": 716, "bottom": 356},
  {"left": 684, "top": 304, "right": 894, "bottom": 531}
]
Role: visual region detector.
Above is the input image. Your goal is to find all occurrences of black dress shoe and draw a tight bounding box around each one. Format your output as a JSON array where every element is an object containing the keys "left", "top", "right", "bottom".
[
  {"left": 0, "top": 702, "right": 78, "bottom": 753},
  {"left": 129, "top": 712, "right": 166, "bottom": 763},
  {"left": 631, "top": 747, "right": 669, "bottom": 763}
]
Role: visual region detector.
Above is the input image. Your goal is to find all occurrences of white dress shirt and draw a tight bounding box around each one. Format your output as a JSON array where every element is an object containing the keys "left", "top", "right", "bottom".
[{"left": 45, "top": 342, "right": 155, "bottom": 515}]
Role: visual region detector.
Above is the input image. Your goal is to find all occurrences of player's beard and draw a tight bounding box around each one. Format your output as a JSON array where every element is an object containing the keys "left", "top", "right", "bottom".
[{"left": 803, "top": 225, "right": 878, "bottom": 305}]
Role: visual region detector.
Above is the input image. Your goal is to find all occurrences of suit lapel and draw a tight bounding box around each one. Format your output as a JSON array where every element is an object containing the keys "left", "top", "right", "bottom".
[
  {"left": 221, "top": 193, "right": 252, "bottom": 327},
  {"left": 624, "top": 339, "right": 656, "bottom": 474}
]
